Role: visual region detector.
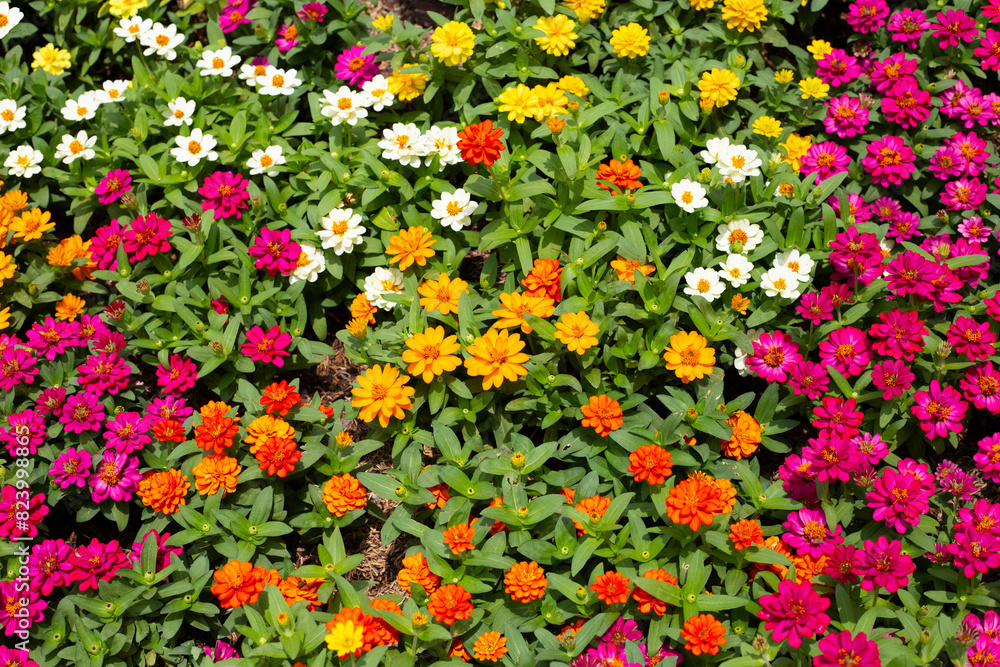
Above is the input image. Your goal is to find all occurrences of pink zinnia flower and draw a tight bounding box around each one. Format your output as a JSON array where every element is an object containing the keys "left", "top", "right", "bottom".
[
  {"left": 957, "top": 95, "right": 997, "bottom": 129},
  {"left": 1, "top": 408, "right": 45, "bottom": 455},
  {"left": 931, "top": 8, "right": 978, "bottom": 50},
  {"left": 884, "top": 251, "right": 938, "bottom": 297},
  {"left": 946, "top": 132, "right": 990, "bottom": 177},
  {"left": 602, "top": 618, "right": 643, "bottom": 646},
  {"left": 947, "top": 317, "right": 996, "bottom": 361},
  {"left": 850, "top": 431, "right": 887, "bottom": 466},
  {"left": 816, "top": 49, "right": 860, "bottom": 87},
  {"left": 869, "top": 308, "right": 926, "bottom": 360},
  {"left": 958, "top": 216, "right": 991, "bottom": 242},
  {"left": 212, "top": 297, "right": 230, "bottom": 314},
  {"left": 199, "top": 170, "right": 251, "bottom": 220},
  {"left": 880, "top": 79, "right": 931, "bottom": 129},
  {"left": 952, "top": 530, "right": 1000, "bottom": 578},
  {"left": 976, "top": 29, "right": 1000, "bottom": 71},
  {"left": 823, "top": 94, "right": 869, "bottom": 138},
  {"left": 937, "top": 462, "right": 978, "bottom": 501},
  {"left": 871, "top": 359, "right": 915, "bottom": 400},
  {"left": 297, "top": 2, "right": 328, "bottom": 22},
  {"left": 218, "top": 0, "right": 250, "bottom": 33},
  {"left": 887, "top": 8, "right": 929, "bottom": 47},
  {"left": 156, "top": 354, "right": 198, "bottom": 396},
  {"left": 249, "top": 227, "right": 301, "bottom": 276},
  {"left": 95, "top": 168, "right": 132, "bottom": 205},
  {"left": 872, "top": 196, "right": 900, "bottom": 221},
  {"left": 0, "top": 486, "right": 47, "bottom": 539},
  {"left": 822, "top": 544, "right": 859, "bottom": 585},
  {"left": 795, "top": 292, "right": 833, "bottom": 325},
  {"left": 963, "top": 363, "right": 1000, "bottom": 414},
  {"left": 803, "top": 437, "right": 859, "bottom": 483},
  {"left": 35, "top": 386, "right": 66, "bottom": 416},
  {"left": 856, "top": 536, "right": 913, "bottom": 592},
  {"left": 811, "top": 396, "right": 863, "bottom": 438},
  {"left": 146, "top": 395, "right": 193, "bottom": 422},
  {"left": 78, "top": 351, "right": 131, "bottom": 396},
  {"left": 71, "top": 313, "right": 111, "bottom": 347},
  {"left": 885, "top": 211, "right": 919, "bottom": 241},
  {"left": 92, "top": 330, "right": 126, "bottom": 356},
  {"left": 0, "top": 647, "right": 39, "bottom": 667},
  {"left": 746, "top": 331, "right": 803, "bottom": 383},
  {"left": 789, "top": 361, "right": 830, "bottom": 400},
  {"left": 240, "top": 325, "right": 292, "bottom": 366},
  {"left": 828, "top": 227, "right": 882, "bottom": 275},
  {"left": 131, "top": 529, "right": 183, "bottom": 571},
  {"left": 987, "top": 0, "right": 1000, "bottom": 22},
  {"left": 335, "top": 46, "right": 378, "bottom": 87},
  {"left": 123, "top": 213, "right": 171, "bottom": 261},
  {"left": 0, "top": 347, "right": 39, "bottom": 391},
  {"left": 821, "top": 284, "right": 853, "bottom": 309},
  {"left": 49, "top": 447, "right": 93, "bottom": 489},
  {"left": 0, "top": 581, "right": 45, "bottom": 637},
  {"left": 27, "top": 539, "right": 74, "bottom": 596},
  {"left": 103, "top": 411, "right": 153, "bottom": 454},
  {"left": 942, "top": 177, "right": 988, "bottom": 211},
  {"left": 869, "top": 53, "right": 918, "bottom": 93},
  {"left": 974, "top": 434, "right": 1000, "bottom": 483},
  {"left": 941, "top": 80, "right": 980, "bottom": 119},
  {"left": 69, "top": 538, "right": 132, "bottom": 591},
  {"left": 815, "top": 631, "right": 880, "bottom": 667},
  {"left": 205, "top": 641, "right": 241, "bottom": 662},
  {"left": 861, "top": 136, "right": 916, "bottom": 187},
  {"left": 758, "top": 580, "right": 831, "bottom": 648},
  {"left": 818, "top": 326, "right": 871, "bottom": 378},
  {"left": 801, "top": 141, "right": 850, "bottom": 183},
  {"left": 783, "top": 508, "right": 843, "bottom": 559},
  {"left": 911, "top": 380, "right": 967, "bottom": 439},
  {"left": 845, "top": 0, "right": 888, "bottom": 33},
  {"left": 89, "top": 220, "right": 124, "bottom": 270},
  {"left": 929, "top": 146, "right": 969, "bottom": 179},
  {"left": 778, "top": 454, "right": 819, "bottom": 506},
  {"left": 26, "top": 316, "right": 73, "bottom": 360},
  {"left": 957, "top": 500, "right": 1000, "bottom": 540},
  {"left": 59, "top": 393, "right": 106, "bottom": 434},
  {"left": 88, "top": 450, "right": 142, "bottom": 503},
  {"left": 867, "top": 468, "right": 927, "bottom": 532}
]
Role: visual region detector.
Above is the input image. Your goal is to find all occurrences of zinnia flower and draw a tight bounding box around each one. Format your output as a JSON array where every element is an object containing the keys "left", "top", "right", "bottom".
[
  {"left": 663, "top": 330, "right": 716, "bottom": 383},
  {"left": 456, "top": 120, "right": 505, "bottom": 166},
  {"left": 757, "top": 579, "right": 831, "bottom": 648},
  {"left": 504, "top": 561, "right": 547, "bottom": 602},
  {"left": 464, "top": 329, "right": 529, "bottom": 390},
  {"left": 680, "top": 614, "right": 727, "bottom": 655},
  {"left": 199, "top": 171, "right": 250, "bottom": 220},
  {"left": 351, "top": 364, "right": 415, "bottom": 427},
  {"left": 580, "top": 394, "right": 624, "bottom": 437},
  {"left": 240, "top": 325, "right": 292, "bottom": 367}
]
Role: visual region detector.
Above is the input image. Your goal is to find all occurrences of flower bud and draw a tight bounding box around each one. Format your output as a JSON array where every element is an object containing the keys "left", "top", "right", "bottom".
[
  {"left": 575, "top": 586, "right": 588, "bottom": 600},
  {"left": 937, "top": 341, "right": 953, "bottom": 360},
  {"left": 851, "top": 40, "right": 871, "bottom": 57},
  {"left": 336, "top": 432, "right": 353, "bottom": 449},
  {"left": 210, "top": 341, "right": 224, "bottom": 354},
  {"left": 547, "top": 117, "right": 565, "bottom": 134},
  {"left": 684, "top": 408, "right": 699, "bottom": 422},
  {"left": 697, "top": 168, "right": 712, "bottom": 183},
  {"left": 181, "top": 214, "right": 201, "bottom": 232},
  {"left": 276, "top": 612, "right": 291, "bottom": 627},
  {"left": 956, "top": 618, "right": 979, "bottom": 647},
  {"left": 136, "top": 278, "right": 151, "bottom": 295},
  {"left": 104, "top": 300, "right": 126, "bottom": 320},
  {"left": 567, "top": 101, "right": 579, "bottom": 113},
  {"left": 752, "top": 634, "right": 768, "bottom": 652},
  {"left": 517, "top": 505, "right": 529, "bottom": 518},
  {"left": 412, "top": 612, "right": 428, "bottom": 627},
  {"left": 511, "top": 452, "right": 525, "bottom": 468},
  {"left": 597, "top": 221, "right": 607, "bottom": 232},
  {"left": 120, "top": 191, "right": 138, "bottom": 210},
  {"left": 858, "top": 93, "right": 876, "bottom": 109}
]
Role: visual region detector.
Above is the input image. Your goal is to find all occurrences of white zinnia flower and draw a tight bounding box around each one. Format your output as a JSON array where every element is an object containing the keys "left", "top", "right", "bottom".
[
  {"left": 196, "top": 47, "right": 241, "bottom": 77},
  {"left": 718, "top": 144, "right": 762, "bottom": 183},
  {"left": 54, "top": 131, "right": 97, "bottom": 164},
  {"left": 0, "top": 2, "right": 24, "bottom": 40},
  {"left": 317, "top": 208, "right": 366, "bottom": 255},
  {"left": 760, "top": 267, "right": 801, "bottom": 299},
  {"left": 670, "top": 179, "right": 708, "bottom": 213},
  {"left": 360, "top": 75, "right": 394, "bottom": 111},
  {"left": 239, "top": 61, "right": 269, "bottom": 86},
  {"left": 61, "top": 93, "right": 99, "bottom": 121},
  {"left": 247, "top": 145, "right": 285, "bottom": 176},
  {"left": 319, "top": 86, "right": 367, "bottom": 126},
  {"left": 96, "top": 80, "right": 130, "bottom": 104},
  {"left": 718, "top": 254, "right": 754, "bottom": 287},
  {"left": 169, "top": 128, "right": 218, "bottom": 166},
  {"left": 289, "top": 243, "right": 326, "bottom": 284},
  {"left": 255, "top": 67, "right": 301, "bottom": 96},
  {"left": 682, "top": 267, "right": 725, "bottom": 303},
  {"left": 163, "top": 97, "right": 196, "bottom": 127},
  {"left": 699, "top": 137, "right": 730, "bottom": 165},
  {"left": 140, "top": 22, "right": 186, "bottom": 60},
  {"left": 0, "top": 99, "right": 26, "bottom": 134},
  {"left": 734, "top": 328, "right": 764, "bottom": 377},
  {"left": 364, "top": 267, "right": 406, "bottom": 310},
  {"left": 431, "top": 189, "right": 477, "bottom": 232},
  {"left": 4, "top": 145, "right": 42, "bottom": 177},
  {"left": 773, "top": 249, "right": 814, "bottom": 280},
  {"left": 419, "top": 126, "right": 462, "bottom": 169},
  {"left": 715, "top": 219, "right": 764, "bottom": 254},
  {"left": 113, "top": 16, "right": 152, "bottom": 42},
  {"left": 377, "top": 123, "right": 422, "bottom": 167}
]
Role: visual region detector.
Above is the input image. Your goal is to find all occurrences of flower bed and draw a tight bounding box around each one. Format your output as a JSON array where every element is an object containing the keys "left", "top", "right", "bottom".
[{"left": 0, "top": 0, "right": 1000, "bottom": 665}]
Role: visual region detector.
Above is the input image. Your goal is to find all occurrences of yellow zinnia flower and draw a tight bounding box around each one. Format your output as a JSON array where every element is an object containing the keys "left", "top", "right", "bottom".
[
  {"left": 372, "top": 13, "right": 394, "bottom": 32},
  {"left": 562, "top": 0, "right": 605, "bottom": 22},
  {"left": 325, "top": 620, "right": 365, "bottom": 658},
  {"left": 780, "top": 133, "right": 812, "bottom": 171},
  {"left": 402, "top": 326, "right": 462, "bottom": 383},
  {"left": 554, "top": 312, "right": 600, "bottom": 355},
  {"left": 752, "top": 116, "right": 782, "bottom": 138},
  {"left": 807, "top": 39, "right": 833, "bottom": 60},
  {"left": 388, "top": 65, "right": 429, "bottom": 102},
  {"left": 386, "top": 226, "right": 436, "bottom": 270},
  {"left": 731, "top": 293, "right": 751, "bottom": 315},
  {"left": 346, "top": 317, "right": 368, "bottom": 338},
  {"left": 0, "top": 251, "right": 14, "bottom": 287},
  {"left": 798, "top": 77, "right": 829, "bottom": 100},
  {"left": 0, "top": 306, "right": 9, "bottom": 331},
  {"left": 46, "top": 235, "right": 89, "bottom": 267},
  {"left": 609, "top": 22, "right": 650, "bottom": 58},
  {"left": 491, "top": 291, "right": 555, "bottom": 334},
  {"left": 698, "top": 68, "right": 740, "bottom": 110},
  {"left": 108, "top": 0, "right": 148, "bottom": 18},
  {"left": 497, "top": 84, "right": 540, "bottom": 124},
  {"left": 31, "top": 43, "right": 71, "bottom": 76},
  {"left": 557, "top": 75, "right": 590, "bottom": 99},
  {"left": 10, "top": 208, "right": 54, "bottom": 242},
  {"left": 774, "top": 69, "right": 795, "bottom": 84},
  {"left": 531, "top": 83, "right": 569, "bottom": 121},
  {"left": 534, "top": 15, "right": 577, "bottom": 56},
  {"left": 418, "top": 273, "right": 469, "bottom": 315},
  {"left": 721, "top": 0, "right": 768, "bottom": 32},
  {"left": 663, "top": 331, "right": 716, "bottom": 384},
  {"left": 691, "top": 0, "right": 716, "bottom": 8},
  {"left": 430, "top": 21, "right": 476, "bottom": 66},
  {"left": 464, "top": 329, "right": 530, "bottom": 391},
  {"left": 351, "top": 364, "right": 415, "bottom": 428}
]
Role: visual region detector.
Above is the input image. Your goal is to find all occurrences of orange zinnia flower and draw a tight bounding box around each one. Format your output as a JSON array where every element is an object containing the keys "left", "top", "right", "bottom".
[
  {"left": 521, "top": 258, "right": 562, "bottom": 302},
  {"left": 351, "top": 364, "right": 415, "bottom": 428},
  {"left": 720, "top": 410, "right": 762, "bottom": 460},
  {"left": 245, "top": 414, "right": 295, "bottom": 454},
  {"left": 504, "top": 561, "right": 548, "bottom": 602},
  {"left": 627, "top": 444, "right": 673, "bottom": 486},
  {"left": 369, "top": 598, "right": 404, "bottom": 645},
  {"left": 590, "top": 571, "right": 631, "bottom": 604},
  {"left": 557, "top": 620, "right": 586, "bottom": 643},
  {"left": 418, "top": 272, "right": 469, "bottom": 315},
  {"left": 680, "top": 614, "right": 727, "bottom": 656},
  {"left": 278, "top": 576, "right": 324, "bottom": 611},
  {"left": 632, "top": 568, "right": 678, "bottom": 616},
  {"left": 153, "top": 419, "right": 186, "bottom": 443},
  {"left": 573, "top": 494, "right": 612, "bottom": 535},
  {"left": 443, "top": 523, "right": 476, "bottom": 554},
  {"left": 428, "top": 584, "right": 474, "bottom": 626},
  {"left": 728, "top": 519, "right": 764, "bottom": 550},
  {"left": 260, "top": 380, "right": 301, "bottom": 416},
  {"left": 386, "top": 225, "right": 436, "bottom": 270},
  {"left": 350, "top": 293, "right": 377, "bottom": 324},
  {"left": 610, "top": 255, "right": 655, "bottom": 283},
  {"left": 136, "top": 469, "right": 190, "bottom": 515},
  {"left": 194, "top": 402, "right": 240, "bottom": 454},
  {"left": 596, "top": 158, "right": 643, "bottom": 194},
  {"left": 424, "top": 482, "right": 451, "bottom": 509},
  {"left": 448, "top": 638, "right": 472, "bottom": 661},
  {"left": 211, "top": 560, "right": 267, "bottom": 609},
  {"left": 456, "top": 119, "right": 506, "bottom": 166},
  {"left": 664, "top": 476, "right": 727, "bottom": 531},
  {"left": 491, "top": 291, "right": 555, "bottom": 334},
  {"left": 463, "top": 328, "right": 530, "bottom": 391},
  {"left": 560, "top": 487, "right": 576, "bottom": 504},
  {"left": 255, "top": 437, "right": 301, "bottom": 477},
  {"left": 473, "top": 631, "right": 508, "bottom": 662},
  {"left": 487, "top": 496, "right": 506, "bottom": 535},
  {"left": 54, "top": 294, "right": 85, "bottom": 321},
  {"left": 397, "top": 552, "right": 441, "bottom": 594},
  {"left": 791, "top": 553, "right": 828, "bottom": 582},
  {"left": 323, "top": 474, "right": 367, "bottom": 517},
  {"left": 192, "top": 454, "right": 241, "bottom": 496},
  {"left": 580, "top": 394, "right": 624, "bottom": 437}
]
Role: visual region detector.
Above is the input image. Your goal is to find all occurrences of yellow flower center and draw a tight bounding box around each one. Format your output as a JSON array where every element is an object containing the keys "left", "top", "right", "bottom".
[
  {"left": 174, "top": 109, "right": 185, "bottom": 118},
  {"left": 156, "top": 34, "right": 169, "bottom": 46},
  {"left": 272, "top": 75, "right": 285, "bottom": 87},
  {"left": 728, "top": 229, "right": 748, "bottom": 244},
  {"left": 69, "top": 140, "right": 83, "bottom": 154},
  {"left": 0, "top": 110, "right": 13, "bottom": 121},
  {"left": 330, "top": 220, "right": 348, "bottom": 236},
  {"left": 187, "top": 140, "right": 202, "bottom": 154},
  {"left": 213, "top": 56, "right": 225, "bottom": 69},
  {"left": 446, "top": 201, "right": 462, "bottom": 216},
  {"left": 260, "top": 155, "right": 273, "bottom": 167},
  {"left": 681, "top": 191, "right": 693, "bottom": 203},
  {"left": 337, "top": 97, "right": 352, "bottom": 110},
  {"left": 697, "top": 279, "right": 711, "bottom": 293},
  {"left": 730, "top": 155, "right": 746, "bottom": 169},
  {"left": 349, "top": 57, "right": 367, "bottom": 72}
]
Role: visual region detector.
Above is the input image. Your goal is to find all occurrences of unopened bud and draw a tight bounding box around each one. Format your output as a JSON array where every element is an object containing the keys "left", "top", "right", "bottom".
[
  {"left": 412, "top": 612, "right": 428, "bottom": 627},
  {"left": 276, "top": 612, "right": 290, "bottom": 626},
  {"left": 851, "top": 40, "right": 871, "bottom": 57},
  {"left": 120, "top": 191, "right": 138, "bottom": 210},
  {"left": 210, "top": 341, "right": 224, "bottom": 354},
  {"left": 181, "top": 214, "right": 201, "bottom": 232},
  {"left": 752, "top": 634, "right": 768, "bottom": 652},
  {"left": 136, "top": 278, "right": 151, "bottom": 295},
  {"left": 858, "top": 93, "right": 876, "bottom": 109},
  {"left": 511, "top": 452, "right": 525, "bottom": 468},
  {"left": 597, "top": 221, "right": 607, "bottom": 232},
  {"left": 567, "top": 101, "right": 579, "bottom": 113},
  {"left": 547, "top": 117, "right": 565, "bottom": 134},
  {"left": 937, "top": 341, "right": 953, "bottom": 359},
  {"left": 658, "top": 90, "right": 670, "bottom": 104},
  {"left": 684, "top": 408, "right": 699, "bottom": 422}
]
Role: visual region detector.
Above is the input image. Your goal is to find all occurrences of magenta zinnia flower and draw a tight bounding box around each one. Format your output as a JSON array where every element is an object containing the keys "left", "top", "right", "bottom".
[
  {"left": 95, "top": 168, "right": 132, "bottom": 205},
  {"left": 942, "top": 177, "right": 988, "bottom": 211},
  {"left": 334, "top": 46, "right": 378, "bottom": 87},
  {"left": 0, "top": 647, "right": 39, "bottom": 667},
  {"left": 816, "top": 49, "right": 860, "bottom": 87},
  {"left": 146, "top": 395, "right": 193, "bottom": 422},
  {"left": 931, "top": 8, "right": 978, "bottom": 50},
  {"left": 0, "top": 486, "right": 48, "bottom": 540},
  {"left": 828, "top": 192, "right": 871, "bottom": 224},
  {"left": 947, "top": 317, "right": 996, "bottom": 362},
  {"left": 881, "top": 79, "right": 931, "bottom": 129},
  {"left": 845, "top": 0, "right": 888, "bottom": 33},
  {"left": 822, "top": 544, "right": 859, "bottom": 585},
  {"left": 240, "top": 325, "right": 292, "bottom": 366},
  {"left": 827, "top": 227, "right": 882, "bottom": 275},
  {"left": 975, "top": 29, "right": 1000, "bottom": 71},
  {"left": 867, "top": 467, "right": 927, "bottom": 533},
  {"left": 0, "top": 581, "right": 45, "bottom": 637},
  {"left": 960, "top": 363, "right": 1000, "bottom": 414},
  {"left": 34, "top": 386, "right": 66, "bottom": 416},
  {"left": 795, "top": 292, "right": 833, "bottom": 325},
  {"left": 218, "top": 0, "right": 250, "bottom": 33},
  {"left": 818, "top": 326, "right": 872, "bottom": 378},
  {"left": 103, "top": 411, "right": 153, "bottom": 454},
  {"left": 958, "top": 217, "right": 991, "bottom": 243},
  {"left": 155, "top": 354, "right": 198, "bottom": 396},
  {"left": 778, "top": 453, "right": 819, "bottom": 505},
  {"left": 26, "top": 316, "right": 73, "bottom": 360},
  {"left": 856, "top": 536, "right": 914, "bottom": 593},
  {"left": 861, "top": 136, "right": 916, "bottom": 187},
  {"left": 88, "top": 450, "right": 142, "bottom": 503},
  {"left": 884, "top": 251, "right": 938, "bottom": 297},
  {"left": 946, "top": 131, "right": 990, "bottom": 177},
  {"left": 850, "top": 432, "right": 887, "bottom": 466},
  {"left": 49, "top": 447, "right": 93, "bottom": 489},
  {"left": 811, "top": 396, "right": 863, "bottom": 439},
  {"left": 27, "top": 539, "right": 74, "bottom": 596},
  {"left": 957, "top": 500, "right": 1000, "bottom": 540},
  {"left": 205, "top": 641, "right": 242, "bottom": 662},
  {"left": 929, "top": 146, "right": 968, "bottom": 180},
  {"left": 911, "top": 381, "right": 967, "bottom": 439},
  {"left": 123, "top": 213, "right": 172, "bottom": 261},
  {"left": 803, "top": 437, "right": 859, "bottom": 483},
  {"left": 814, "top": 630, "right": 881, "bottom": 667},
  {"left": 801, "top": 141, "right": 850, "bottom": 183},
  {"left": 249, "top": 227, "right": 301, "bottom": 276},
  {"left": 69, "top": 538, "right": 132, "bottom": 591},
  {"left": 885, "top": 211, "right": 919, "bottom": 242},
  {"left": 974, "top": 434, "right": 1000, "bottom": 483},
  {"left": 869, "top": 308, "right": 927, "bottom": 360},
  {"left": 0, "top": 347, "right": 39, "bottom": 391},
  {"left": 275, "top": 23, "right": 298, "bottom": 51},
  {"left": 78, "top": 351, "right": 132, "bottom": 396},
  {"left": 1, "top": 408, "right": 45, "bottom": 456},
  {"left": 89, "top": 220, "right": 124, "bottom": 270},
  {"left": 823, "top": 94, "right": 869, "bottom": 138},
  {"left": 888, "top": 8, "right": 929, "bottom": 48},
  {"left": 789, "top": 361, "right": 829, "bottom": 400},
  {"left": 956, "top": 95, "right": 997, "bottom": 129},
  {"left": 198, "top": 171, "right": 251, "bottom": 220},
  {"left": 602, "top": 618, "right": 642, "bottom": 646},
  {"left": 132, "top": 529, "right": 183, "bottom": 572},
  {"left": 59, "top": 392, "right": 106, "bottom": 434},
  {"left": 71, "top": 313, "right": 111, "bottom": 347},
  {"left": 869, "top": 53, "right": 918, "bottom": 93},
  {"left": 746, "top": 331, "right": 803, "bottom": 383},
  {"left": 783, "top": 508, "right": 843, "bottom": 559},
  {"left": 758, "top": 579, "right": 831, "bottom": 648},
  {"left": 871, "top": 359, "right": 915, "bottom": 400}
]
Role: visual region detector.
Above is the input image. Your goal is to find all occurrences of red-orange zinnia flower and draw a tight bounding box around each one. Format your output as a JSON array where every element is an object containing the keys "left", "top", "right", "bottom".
[
  {"left": 211, "top": 560, "right": 267, "bottom": 609},
  {"left": 503, "top": 561, "right": 548, "bottom": 602},
  {"left": 680, "top": 613, "right": 727, "bottom": 656},
  {"left": 254, "top": 437, "right": 302, "bottom": 477},
  {"left": 443, "top": 523, "right": 476, "bottom": 554},
  {"left": 427, "top": 584, "right": 474, "bottom": 625},
  {"left": 590, "top": 571, "right": 631, "bottom": 604},
  {"left": 631, "top": 568, "right": 679, "bottom": 616},
  {"left": 664, "top": 476, "right": 728, "bottom": 531},
  {"left": 456, "top": 120, "right": 506, "bottom": 166},
  {"left": 580, "top": 394, "right": 624, "bottom": 437},
  {"left": 260, "top": 380, "right": 301, "bottom": 416},
  {"left": 521, "top": 258, "right": 562, "bottom": 302},
  {"left": 627, "top": 444, "right": 673, "bottom": 486},
  {"left": 596, "top": 158, "right": 643, "bottom": 194},
  {"left": 729, "top": 518, "right": 764, "bottom": 550}
]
